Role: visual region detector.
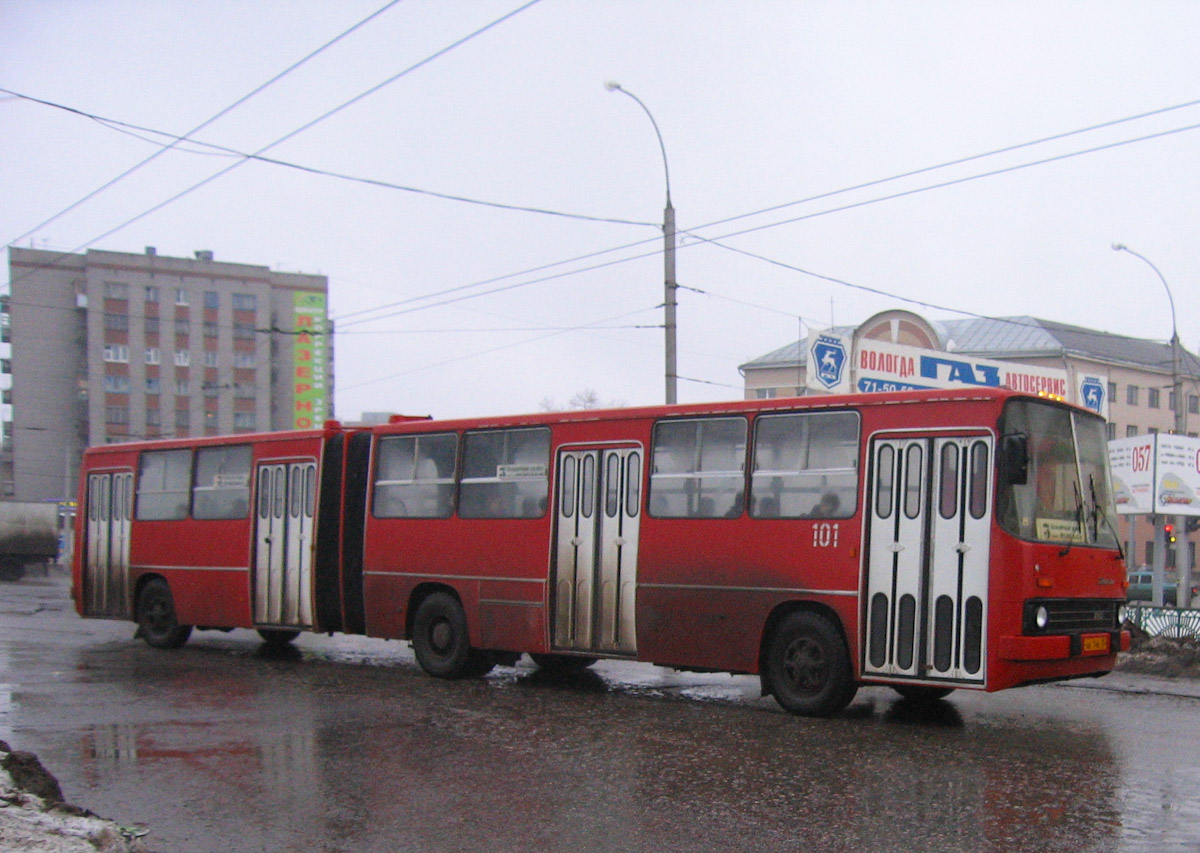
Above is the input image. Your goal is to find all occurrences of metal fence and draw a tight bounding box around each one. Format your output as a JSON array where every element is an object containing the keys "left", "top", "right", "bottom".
[{"left": 1123, "top": 603, "right": 1200, "bottom": 639}]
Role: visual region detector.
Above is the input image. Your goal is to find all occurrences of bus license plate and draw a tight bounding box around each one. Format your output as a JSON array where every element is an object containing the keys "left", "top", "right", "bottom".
[{"left": 1081, "top": 635, "right": 1109, "bottom": 653}]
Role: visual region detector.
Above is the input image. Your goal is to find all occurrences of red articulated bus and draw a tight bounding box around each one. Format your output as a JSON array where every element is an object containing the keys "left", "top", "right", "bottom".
[{"left": 72, "top": 388, "right": 1130, "bottom": 717}]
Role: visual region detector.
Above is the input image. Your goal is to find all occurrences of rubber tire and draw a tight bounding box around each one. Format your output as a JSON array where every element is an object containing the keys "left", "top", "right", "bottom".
[
  {"left": 411, "top": 593, "right": 493, "bottom": 679},
  {"left": 530, "top": 653, "right": 598, "bottom": 673},
  {"left": 892, "top": 685, "right": 955, "bottom": 703},
  {"left": 764, "top": 611, "right": 857, "bottom": 717},
  {"left": 0, "top": 559, "right": 25, "bottom": 582},
  {"left": 137, "top": 579, "right": 192, "bottom": 649},
  {"left": 257, "top": 628, "right": 301, "bottom": 648}
]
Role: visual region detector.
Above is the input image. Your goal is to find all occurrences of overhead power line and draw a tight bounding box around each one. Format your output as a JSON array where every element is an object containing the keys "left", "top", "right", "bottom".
[
  {"left": 0, "top": 88, "right": 655, "bottom": 228},
  {"left": 6, "top": 0, "right": 405, "bottom": 247},
  {"left": 333, "top": 96, "right": 1200, "bottom": 328},
  {"left": 3, "top": 0, "right": 545, "bottom": 292}
]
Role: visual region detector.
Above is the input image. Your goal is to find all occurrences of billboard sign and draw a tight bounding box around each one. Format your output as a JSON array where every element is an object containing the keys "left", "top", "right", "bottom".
[
  {"left": 1107, "top": 433, "right": 1200, "bottom": 516},
  {"left": 852, "top": 338, "right": 1070, "bottom": 398},
  {"left": 292, "top": 291, "right": 329, "bottom": 430}
]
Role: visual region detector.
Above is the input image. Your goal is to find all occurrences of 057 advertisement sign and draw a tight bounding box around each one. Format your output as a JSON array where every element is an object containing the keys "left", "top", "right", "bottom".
[{"left": 1108, "top": 433, "right": 1200, "bottom": 516}]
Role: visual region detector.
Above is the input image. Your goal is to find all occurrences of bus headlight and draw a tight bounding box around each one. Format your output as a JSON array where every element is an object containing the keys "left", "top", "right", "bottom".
[{"left": 1035, "top": 605, "right": 1050, "bottom": 630}]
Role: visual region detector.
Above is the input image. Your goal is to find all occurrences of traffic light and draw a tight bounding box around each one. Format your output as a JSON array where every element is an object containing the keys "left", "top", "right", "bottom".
[{"left": 1166, "top": 523, "right": 1177, "bottom": 543}]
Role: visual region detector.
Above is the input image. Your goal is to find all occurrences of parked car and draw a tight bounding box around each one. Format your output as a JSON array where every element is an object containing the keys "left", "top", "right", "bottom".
[{"left": 1126, "top": 569, "right": 1199, "bottom": 606}]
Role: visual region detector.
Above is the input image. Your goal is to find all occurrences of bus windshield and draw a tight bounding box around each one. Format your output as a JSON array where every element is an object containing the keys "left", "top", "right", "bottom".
[{"left": 997, "top": 399, "right": 1119, "bottom": 549}]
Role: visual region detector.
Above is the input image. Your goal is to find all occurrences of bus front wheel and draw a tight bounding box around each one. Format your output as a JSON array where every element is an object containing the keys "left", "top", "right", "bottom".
[
  {"left": 764, "top": 611, "right": 856, "bottom": 717},
  {"left": 136, "top": 579, "right": 192, "bottom": 650},
  {"left": 412, "top": 593, "right": 494, "bottom": 679}
]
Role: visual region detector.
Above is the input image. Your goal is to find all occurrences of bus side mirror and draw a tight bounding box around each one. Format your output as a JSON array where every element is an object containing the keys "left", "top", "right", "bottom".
[{"left": 999, "top": 433, "right": 1028, "bottom": 486}]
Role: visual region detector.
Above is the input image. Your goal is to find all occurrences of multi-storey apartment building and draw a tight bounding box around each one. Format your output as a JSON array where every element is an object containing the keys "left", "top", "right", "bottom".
[{"left": 3, "top": 246, "right": 332, "bottom": 502}]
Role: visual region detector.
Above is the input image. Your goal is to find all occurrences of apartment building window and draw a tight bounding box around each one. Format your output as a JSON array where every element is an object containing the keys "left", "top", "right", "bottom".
[
  {"left": 204, "top": 321, "right": 218, "bottom": 339},
  {"left": 146, "top": 376, "right": 161, "bottom": 394},
  {"left": 144, "top": 316, "right": 159, "bottom": 335},
  {"left": 232, "top": 293, "right": 256, "bottom": 312},
  {"left": 234, "top": 383, "right": 256, "bottom": 399},
  {"left": 176, "top": 408, "right": 190, "bottom": 428},
  {"left": 144, "top": 347, "right": 160, "bottom": 365},
  {"left": 174, "top": 318, "right": 190, "bottom": 336},
  {"left": 144, "top": 285, "right": 159, "bottom": 303},
  {"left": 1169, "top": 391, "right": 1177, "bottom": 412},
  {"left": 204, "top": 291, "right": 219, "bottom": 310},
  {"left": 204, "top": 381, "right": 219, "bottom": 398},
  {"left": 1148, "top": 388, "right": 1160, "bottom": 409},
  {"left": 175, "top": 288, "right": 189, "bottom": 306},
  {"left": 103, "top": 344, "right": 129, "bottom": 363},
  {"left": 174, "top": 350, "right": 190, "bottom": 367},
  {"left": 175, "top": 379, "right": 190, "bottom": 395},
  {"left": 1190, "top": 395, "right": 1200, "bottom": 415},
  {"left": 104, "top": 281, "right": 128, "bottom": 299},
  {"left": 233, "top": 352, "right": 256, "bottom": 368},
  {"left": 105, "top": 406, "right": 129, "bottom": 424},
  {"left": 233, "top": 412, "right": 256, "bottom": 431},
  {"left": 104, "top": 313, "right": 129, "bottom": 332},
  {"left": 1106, "top": 423, "right": 1116, "bottom": 440},
  {"left": 203, "top": 350, "right": 218, "bottom": 368},
  {"left": 1127, "top": 385, "right": 1139, "bottom": 406},
  {"left": 1126, "top": 425, "right": 1139, "bottom": 437},
  {"left": 233, "top": 322, "right": 256, "bottom": 341},
  {"left": 146, "top": 409, "right": 161, "bottom": 427},
  {"left": 1108, "top": 382, "right": 1117, "bottom": 400},
  {"left": 103, "top": 375, "right": 130, "bottom": 393}
]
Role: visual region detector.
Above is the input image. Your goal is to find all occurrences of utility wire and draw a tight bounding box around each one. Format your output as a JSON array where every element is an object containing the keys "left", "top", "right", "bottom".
[
  {"left": 339, "top": 305, "right": 659, "bottom": 391},
  {"left": 333, "top": 95, "right": 1200, "bottom": 326},
  {"left": 0, "top": 88, "right": 655, "bottom": 228},
  {"left": 5, "top": 0, "right": 405, "bottom": 248},
  {"left": 2, "top": 0, "right": 545, "bottom": 291}
]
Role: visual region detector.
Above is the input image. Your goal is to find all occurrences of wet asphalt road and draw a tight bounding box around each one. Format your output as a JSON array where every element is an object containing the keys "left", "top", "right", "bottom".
[{"left": 2, "top": 574, "right": 1199, "bottom": 852}]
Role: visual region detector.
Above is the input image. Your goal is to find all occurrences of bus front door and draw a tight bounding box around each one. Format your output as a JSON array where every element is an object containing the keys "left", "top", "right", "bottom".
[
  {"left": 864, "top": 435, "right": 991, "bottom": 686},
  {"left": 551, "top": 446, "right": 642, "bottom": 655},
  {"left": 84, "top": 470, "right": 133, "bottom": 618},
  {"left": 253, "top": 462, "right": 316, "bottom": 629}
]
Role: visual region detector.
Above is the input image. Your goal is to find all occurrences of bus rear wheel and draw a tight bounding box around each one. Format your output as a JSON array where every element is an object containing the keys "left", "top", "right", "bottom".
[
  {"left": 412, "top": 593, "right": 494, "bottom": 679},
  {"left": 764, "top": 611, "right": 856, "bottom": 717},
  {"left": 136, "top": 579, "right": 192, "bottom": 650}
]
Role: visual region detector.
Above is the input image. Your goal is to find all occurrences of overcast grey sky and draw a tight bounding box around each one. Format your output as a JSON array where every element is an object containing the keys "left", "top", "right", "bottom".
[{"left": 3, "top": 1, "right": 1198, "bottom": 421}]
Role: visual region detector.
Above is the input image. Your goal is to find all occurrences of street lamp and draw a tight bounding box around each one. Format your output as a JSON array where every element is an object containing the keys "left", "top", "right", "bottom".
[
  {"left": 1113, "top": 242, "right": 1189, "bottom": 606},
  {"left": 606, "top": 81, "right": 677, "bottom": 405}
]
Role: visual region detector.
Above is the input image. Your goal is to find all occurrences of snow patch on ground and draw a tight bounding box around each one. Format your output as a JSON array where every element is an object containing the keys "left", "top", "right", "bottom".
[{"left": 0, "top": 742, "right": 147, "bottom": 853}]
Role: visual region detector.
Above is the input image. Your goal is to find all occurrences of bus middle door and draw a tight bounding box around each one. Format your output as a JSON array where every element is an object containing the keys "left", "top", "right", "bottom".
[
  {"left": 551, "top": 445, "right": 642, "bottom": 655},
  {"left": 253, "top": 461, "right": 316, "bottom": 628}
]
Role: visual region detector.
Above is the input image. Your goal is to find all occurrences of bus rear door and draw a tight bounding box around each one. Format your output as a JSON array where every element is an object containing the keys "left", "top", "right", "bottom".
[{"left": 84, "top": 469, "right": 133, "bottom": 618}]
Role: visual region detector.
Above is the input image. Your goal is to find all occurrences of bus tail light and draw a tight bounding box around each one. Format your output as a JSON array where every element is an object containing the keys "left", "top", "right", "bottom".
[{"left": 1036, "top": 577, "right": 1053, "bottom": 588}]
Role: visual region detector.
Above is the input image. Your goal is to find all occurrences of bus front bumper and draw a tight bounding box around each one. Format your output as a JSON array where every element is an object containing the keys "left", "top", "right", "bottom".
[{"left": 998, "top": 630, "right": 1130, "bottom": 661}]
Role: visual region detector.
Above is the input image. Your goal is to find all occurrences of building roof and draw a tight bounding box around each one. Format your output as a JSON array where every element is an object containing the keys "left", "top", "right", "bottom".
[{"left": 740, "top": 316, "right": 1200, "bottom": 378}]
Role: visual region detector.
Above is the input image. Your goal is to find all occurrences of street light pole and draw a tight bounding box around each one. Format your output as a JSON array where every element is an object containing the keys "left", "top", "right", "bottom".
[
  {"left": 606, "top": 81, "right": 677, "bottom": 405},
  {"left": 1113, "top": 243, "right": 1190, "bottom": 606}
]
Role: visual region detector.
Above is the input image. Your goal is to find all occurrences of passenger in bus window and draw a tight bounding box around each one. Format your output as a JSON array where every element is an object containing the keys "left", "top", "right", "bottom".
[{"left": 810, "top": 492, "right": 840, "bottom": 518}]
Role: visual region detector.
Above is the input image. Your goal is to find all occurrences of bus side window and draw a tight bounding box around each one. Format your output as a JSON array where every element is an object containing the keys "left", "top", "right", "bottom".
[
  {"left": 459, "top": 427, "right": 550, "bottom": 519},
  {"left": 750, "top": 411, "right": 859, "bottom": 518},
  {"left": 373, "top": 433, "right": 458, "bottom": 519},
  {"left": 649, "top": 417, "right": 747, "bottom": 518},
  {"left": 136, "top": 449, "right": 192, "bottom": 520},
  {"left": 192, "top": 445, "right": 252, "bottom": 520}
]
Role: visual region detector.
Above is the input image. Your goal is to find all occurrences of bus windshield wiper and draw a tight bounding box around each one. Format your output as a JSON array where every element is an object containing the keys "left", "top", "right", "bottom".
[{"left": 1090, "top": 474, "right": 1125, "bottom": 561}]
